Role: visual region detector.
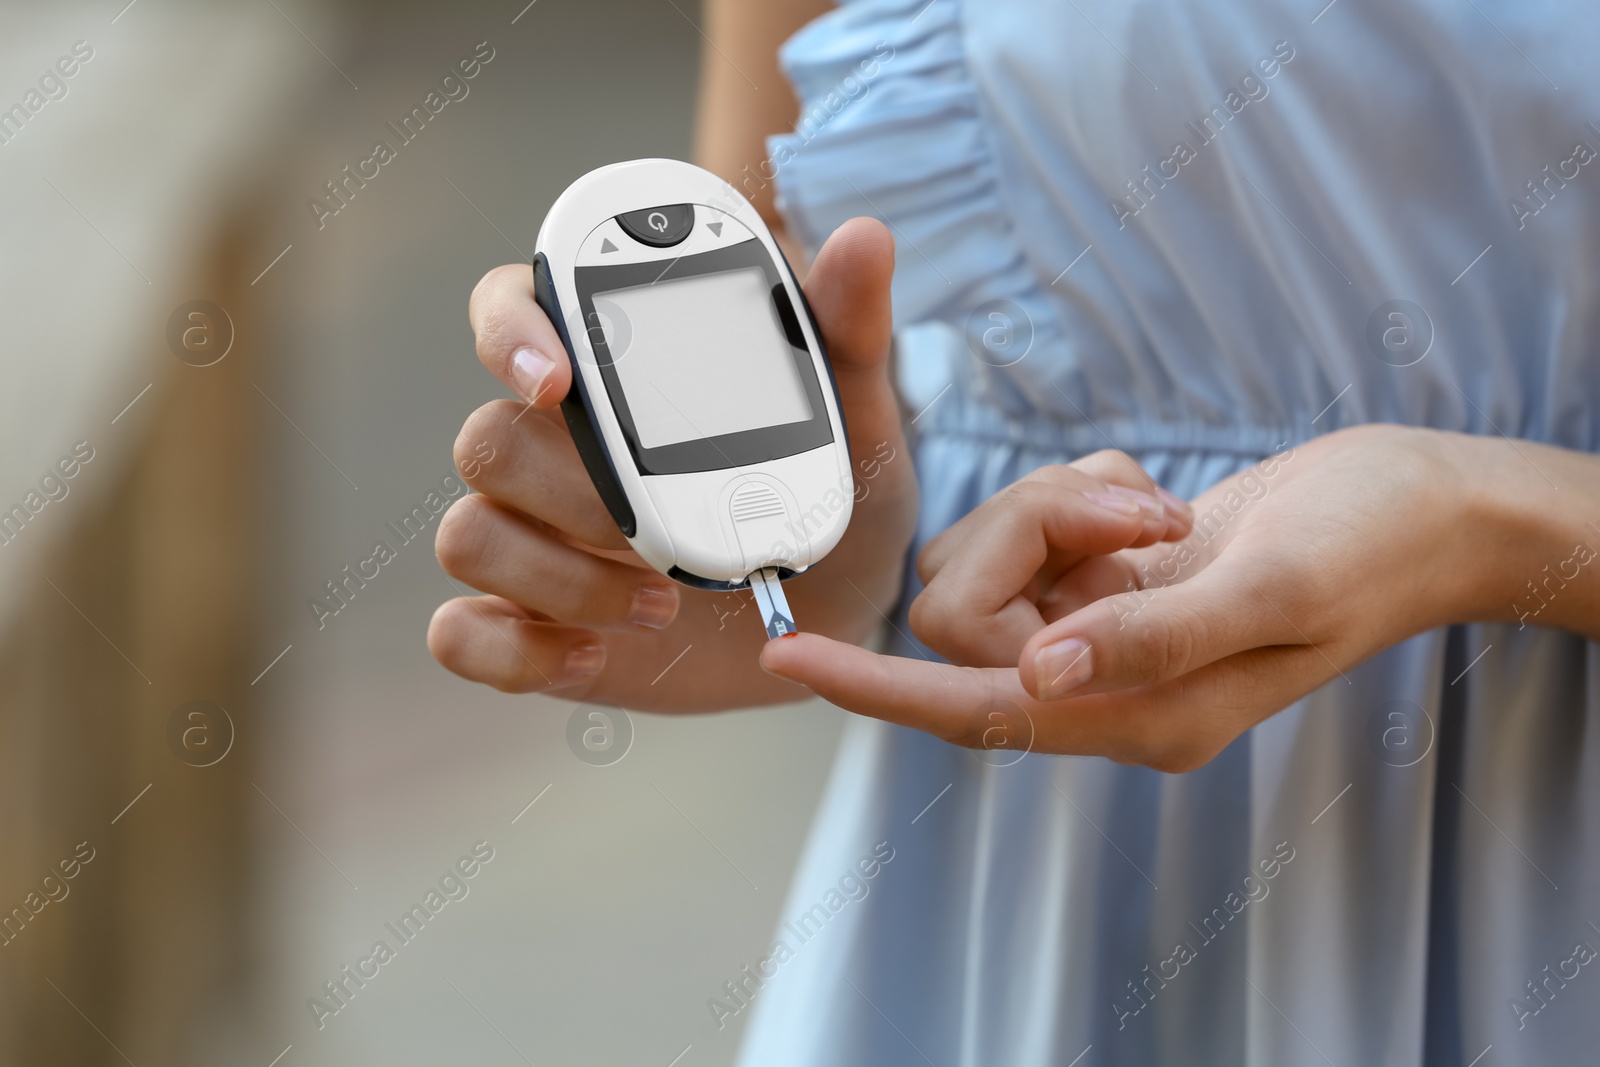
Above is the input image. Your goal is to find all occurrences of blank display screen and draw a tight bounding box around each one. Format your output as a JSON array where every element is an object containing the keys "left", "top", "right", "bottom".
[{"left": 592, "top": 267, "right": 813, "bottom": 449}]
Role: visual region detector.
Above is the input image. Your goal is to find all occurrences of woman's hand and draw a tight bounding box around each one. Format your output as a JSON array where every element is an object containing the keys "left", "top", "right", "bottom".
[
  {"left": 427, "top": 218, "right": 918, "bottom": 711},
  {"left": 907, "top": 449, "right": 1195, "bottom": 667},
  {"left": 760, "top": 425, "right": 1600, "bottom": 771}
]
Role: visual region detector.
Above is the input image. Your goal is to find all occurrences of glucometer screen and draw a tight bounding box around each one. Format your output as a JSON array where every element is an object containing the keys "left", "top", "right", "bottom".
[
  {"left": 572, "top": 236, "right": 834, "bottom": 475},
  {"left": 592, "top": 267, "right": 813, "bottom": 449}
]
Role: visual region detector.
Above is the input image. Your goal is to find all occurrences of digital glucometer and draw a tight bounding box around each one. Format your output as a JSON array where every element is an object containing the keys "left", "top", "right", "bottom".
[{"left": 532, "top": 159, "right": 853, "bottom": 638}]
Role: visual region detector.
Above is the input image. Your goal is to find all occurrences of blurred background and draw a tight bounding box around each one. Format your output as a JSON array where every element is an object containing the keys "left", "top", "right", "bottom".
[{"left": 0, "top": 2, "right": 849, "bottom": 1063}]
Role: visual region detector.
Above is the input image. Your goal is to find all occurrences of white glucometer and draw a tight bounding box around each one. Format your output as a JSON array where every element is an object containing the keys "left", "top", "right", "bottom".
[{"left": 532, "top": 159, "right": 854, "bottom": 637}]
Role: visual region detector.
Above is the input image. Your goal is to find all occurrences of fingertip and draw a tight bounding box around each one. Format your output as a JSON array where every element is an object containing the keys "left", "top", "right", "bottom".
[
  {"left": 758, "top": 631, "right": 814, "bottom": 679},
  {"left": 817, "top": 216, "right": 895, "bottom": 274},
  {"left": 805, "top": 218, "right": 896, "bottom": 371},
  {"left": 469, "top": 262, "right": 571, "bottom": 403},
  {"left": 1156, "top": 487, "right": 1193, "bottom": 529}
]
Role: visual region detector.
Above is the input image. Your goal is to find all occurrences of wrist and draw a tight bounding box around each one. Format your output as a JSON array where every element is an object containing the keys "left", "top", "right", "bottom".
[{"left": 1446, "top": 433, "right": 1600, "bottom": 630}]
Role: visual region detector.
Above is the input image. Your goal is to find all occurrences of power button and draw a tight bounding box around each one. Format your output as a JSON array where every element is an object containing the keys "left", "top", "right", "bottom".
[{"left": 616, "top": 204, "right": 695, "bottom": 248}]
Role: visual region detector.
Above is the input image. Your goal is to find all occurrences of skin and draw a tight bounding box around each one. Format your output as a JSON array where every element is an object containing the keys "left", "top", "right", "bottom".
[
  {"left": 761, "top": 425, "right": 1600, "bottom": 771},
  {"left": 430, "top": 3, "right": 1600, "bottom": 769},
  {"left": 431, "top": 218, "right": 918, "bottom": 712}
]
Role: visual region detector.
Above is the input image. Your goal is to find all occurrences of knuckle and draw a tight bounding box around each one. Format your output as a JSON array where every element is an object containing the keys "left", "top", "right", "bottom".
[
  {"left": 1077, "top": 448, "right": 1144, "bottom": 483},
  {"left": 426, "top": 597, "right": 555, "bottom": 695},
  {"left": 908, "top": 587, "right": 975, "bottom": 662},
  {"left": 426, "top": 600, "right": 469, "bottom": 665},
  {"left": 454, "top": 400, "right": 518, "bottom": 484},
  {"left": 469, "top": 263, "right": 527, "bottom": 326},
  {"left": 434, "top": 495, "right": 493, "bottom": 577},
  {"left": 997, "top": 479, "right": 1052, "bottom": 521},
  {"left": 906, "top": 589, "right": 949, "bottom": 648},
  {"left": 1136, "top": 606, "right": 1201, "bottom": 680},
  {"left": 1141, "top": 740, "right": 1211, "bottom": 775},
  {"left": 471, "top": 293, "right": 531, "bottom": 362},
  {"left": 427, "top": 599, "right": 505, "bottom": 681},
  {"left": 946, "top": 690, "right": 1033, "bottom": 752},
  {"left": 998, "top": 480, "right": 1040, "bottom": 509},
  {"left": 1112, "top": 717, "right": 1215, "bottom": 774},
  {"left": 943, "top": 724, "right": 989, "bottom": 750},
  {"left": 1017, "top": 463, "right": 1067, "bottom": 486}
]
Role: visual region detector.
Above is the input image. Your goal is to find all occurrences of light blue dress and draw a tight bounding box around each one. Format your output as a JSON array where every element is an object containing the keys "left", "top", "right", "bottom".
[{"left": 736, "top": 1, "right": 1600, "bottom": 1064}]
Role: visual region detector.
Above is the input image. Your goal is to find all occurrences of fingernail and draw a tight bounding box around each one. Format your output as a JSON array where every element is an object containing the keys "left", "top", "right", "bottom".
[
  {"left": 1155, "top": 486, "right": 1193, "bottom": 521},
  {"left": 1087, "top": 491, "right": 1144, "bottom": 515},
  {"left": 564, "top": 638, "right": 607, "bottom": 679},
  {"left": 510, "top": 346, "right": 558, "bottom": 403},
  {"left": 628, "top": 584, "right": 678, "bottom": 630},
  {"left": 1033, "top": 637, "right": 1092, "bottom": 699},
  {"left": 1106, "top": 484, "right": 1164, "bottom": 524}
]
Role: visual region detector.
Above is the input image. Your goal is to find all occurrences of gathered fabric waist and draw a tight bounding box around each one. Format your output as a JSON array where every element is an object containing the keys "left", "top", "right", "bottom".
[
  {"left": 913, "top": 400, "right": 1300, "bottom": 462},
  {"left": 895, "top": 323, "right": 1596, "bottom": 465}
]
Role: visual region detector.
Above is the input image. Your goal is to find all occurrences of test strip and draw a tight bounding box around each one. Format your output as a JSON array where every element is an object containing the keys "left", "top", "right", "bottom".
[{"left": 749, "top": 567, "right": 797, "bottom": 639}]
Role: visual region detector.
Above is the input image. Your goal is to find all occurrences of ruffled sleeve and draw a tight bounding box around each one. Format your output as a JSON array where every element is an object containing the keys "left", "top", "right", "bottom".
[{"left": 768, "top": 0, "right": 1069, "bottom": 420}]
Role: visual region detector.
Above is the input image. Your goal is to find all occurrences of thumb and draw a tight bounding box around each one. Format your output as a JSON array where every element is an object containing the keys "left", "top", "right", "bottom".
[
  {"left": 801, "top": 218, "right": 900, "bottom": 467},
  {"left": 1017, "top": 564, "right": 1295, "bottom": 700}
]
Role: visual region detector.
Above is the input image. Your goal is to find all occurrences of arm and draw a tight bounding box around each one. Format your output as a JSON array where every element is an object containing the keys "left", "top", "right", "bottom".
[{"left": 692, "top": 0, "right": 832, "bottom": 268}]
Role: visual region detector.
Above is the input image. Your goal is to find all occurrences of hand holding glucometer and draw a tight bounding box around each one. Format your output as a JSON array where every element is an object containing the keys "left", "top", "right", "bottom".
[
  {"left": 533, "top": 159, "right": 852, "bottom": 638},
  {"left": 430, "top": 161, "right": 918, "bottom": 706}
]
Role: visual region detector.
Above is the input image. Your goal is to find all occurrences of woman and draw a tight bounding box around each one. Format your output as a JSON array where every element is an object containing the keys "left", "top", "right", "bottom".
[{"left": 429, "top": 0, "right": 1600, "bottom": 1061}]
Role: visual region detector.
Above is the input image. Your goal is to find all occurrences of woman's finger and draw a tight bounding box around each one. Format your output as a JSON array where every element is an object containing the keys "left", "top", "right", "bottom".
[
  {"left": 1016, "top": 557, "right": 1305, "bottom": 700},
  {"left": 454, "top": 398, "right": 631, "bottom": 550},
  {"left": 909, "top": 480, "right": 1163, "bottom": 667},
  {"left": 1069, "top": 449, "right": 1193, "bottom": 541},
  {"left": 427, "top": 594, "right": 606, "bottom": 694},
  {"left": 1035, "top": 553, "right": 1145, "bottom": 622},
  {"left": 758, "top": 632, "right": 1026, "bottom": 741},
  {"left": 759, "top": 632, "right": 1340, "bottom": 771},
  {"left": 756, "top": 632, "right": 1194, "bottom": 763},
  {"left": 1037, "top": 522, "right": 1232, "bottom": 623},
  {"left": 916, "top": 467, "right": 1125, "bottom": 581},
  {"left": 918, "top": 460, "right": 1189, "bottom": 583},
  {"left": 467, "top": 263, "right": 574, "bottom": 408},
  {"left": 435, "top": 494, "right": 679, "bottom": 631}
]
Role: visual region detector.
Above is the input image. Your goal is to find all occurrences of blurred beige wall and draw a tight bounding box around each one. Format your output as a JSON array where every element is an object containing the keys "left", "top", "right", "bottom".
[{"left": 0, "top": 2, "right": 846, "bottom": 1064}]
